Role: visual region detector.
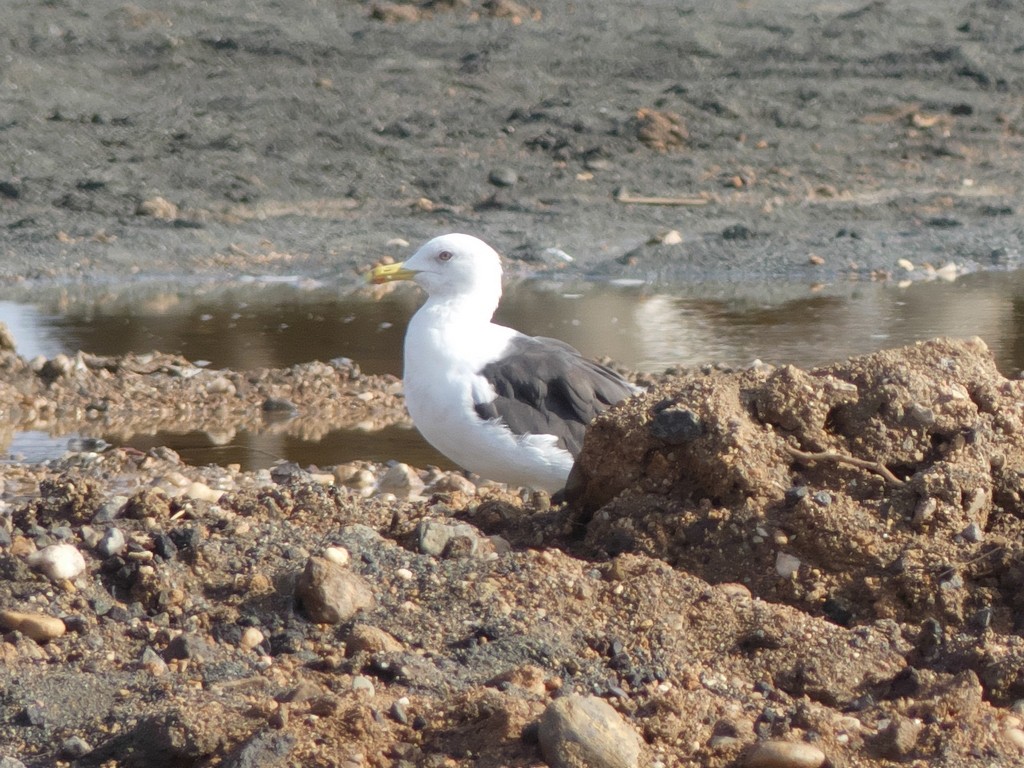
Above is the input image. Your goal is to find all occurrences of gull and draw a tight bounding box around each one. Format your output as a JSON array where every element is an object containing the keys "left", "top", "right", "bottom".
[{"left": 371, "top": 233, "right": 635, "bottom": 493}]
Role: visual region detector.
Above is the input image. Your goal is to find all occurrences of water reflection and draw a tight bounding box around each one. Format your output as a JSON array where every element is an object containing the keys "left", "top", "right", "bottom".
[{"left": 2, "top": 270, "right": 1024, "bottom": 469}]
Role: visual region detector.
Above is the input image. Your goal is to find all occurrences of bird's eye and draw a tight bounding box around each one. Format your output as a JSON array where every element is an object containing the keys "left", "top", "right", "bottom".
[{"left": 438, "top": 250, "right": 453, "bottom": 262}]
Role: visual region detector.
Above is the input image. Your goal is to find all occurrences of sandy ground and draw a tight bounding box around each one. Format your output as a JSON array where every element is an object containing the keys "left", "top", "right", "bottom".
[
  {"left": 1, "top": 0, "right": 1023, "bottom": 295},
  {"left": 3, "top": 1, "right": 1024, "bottom": 767}
]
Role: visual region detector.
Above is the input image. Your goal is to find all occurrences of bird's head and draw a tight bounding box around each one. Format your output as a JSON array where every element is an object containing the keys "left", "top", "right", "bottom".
[{"left": 370, "top": 234, "right": 504, "bottom": 305}]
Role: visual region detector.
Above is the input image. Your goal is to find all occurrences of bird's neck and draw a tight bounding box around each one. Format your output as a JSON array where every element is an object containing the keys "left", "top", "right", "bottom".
[{"left": 419, "top": 291, "right": 499, "bottom": 326}]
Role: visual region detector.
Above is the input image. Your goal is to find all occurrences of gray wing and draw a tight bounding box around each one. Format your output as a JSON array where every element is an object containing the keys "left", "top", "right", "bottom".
[{"left": 473, "top": 334, "right": 635, "bottom": 457}]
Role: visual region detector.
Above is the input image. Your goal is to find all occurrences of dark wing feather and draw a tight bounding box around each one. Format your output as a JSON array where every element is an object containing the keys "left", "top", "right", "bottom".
[{"left": 473, "top": 335, "right": 634, "bottom": 457}]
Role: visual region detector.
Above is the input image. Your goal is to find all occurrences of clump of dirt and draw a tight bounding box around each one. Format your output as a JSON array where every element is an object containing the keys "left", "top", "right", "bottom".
[
  {"left": 572, "top": 337, "right": 1024, "bottom": 701},
  {"left": 2, "top": 338, "right": 1024, "bottom": 767}
]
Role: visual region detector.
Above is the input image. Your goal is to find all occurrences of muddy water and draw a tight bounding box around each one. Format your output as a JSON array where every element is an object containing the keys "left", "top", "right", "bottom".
[{"left": 4, "top": 270, "right": 1024, "bottom": 469}]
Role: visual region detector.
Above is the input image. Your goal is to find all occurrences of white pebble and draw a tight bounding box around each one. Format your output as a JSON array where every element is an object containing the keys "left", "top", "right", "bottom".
[
  {"left": 323, "top": 546, "right": 350, "bottom": 566},
  {"left": 28, "top": 544, "right": 86, "bottom": 581},
  {"left": 395, "top": 567, "right": 414, "bottom": 581}
]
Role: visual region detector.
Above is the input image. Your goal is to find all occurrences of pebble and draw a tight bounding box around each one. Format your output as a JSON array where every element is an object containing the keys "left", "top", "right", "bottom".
[
  {"left": 874, "top": 716, "right": 922, "bottom": 758},
  {"left": 185, "top": 481, "right": 223, "bottom": 503},
  {"left": 429, "top": 473, "right": 477, "bottom": 495},
  {"left": 323, "top": 546, "right": 350, "bottom": 566},
  {"left": 962, "top": 522, "right": 984, "bottom": 543},
  {"left": 416, "top": 520, "right": 484, "bottom": 558},
  {"left": 97, "top": 527, "right": 126, "bottom": 557},
  {"left": 205, "top": 376, "right": 236, "bottom": 395},
  {"left": 775, "top": 552, "right": 801, "bottom": 579},
  {"left": 345, "top": 623, "right": 404, "bottom": 656},
  {"left": 648, "top": 229, "right": 683, "bottom": 245},
  {"left": 0, "top": 610, "right": 66, "bottom": 642},
  {"left": 377, "top": 463, "right": 425, "bottom": 498},
  {"left": 92, "top": 496, "right": 128, "bottom": 523},
  {"left": 742, "top": 741, "right": 826, "bottom": 768},
  {"left": 0, "top": 757, "right": 27, "bottom": 768},
  {"left": 538, "top": 695, "right": 640, "bottom": 768},
  {"left": 27, "top": 543, "right": 86, "bottom": 581},
  {"left": 351, "top": 675, "right": 375, "bottom": 697},
  {"left": 648, "top": 403, "right": 703, "bottom": 444},
  {"left": 240, "top": 626, "right": 265, "bottom": 650},
  {"left": 164, "top": 633, "right": 214, "bottom": 662},
  {"left": 1005, "top": 727, "right": 1024, "bottom": 752},
  {"left": 295, "top": 557, "right": 376, "bottom": 624},
  {"left": 140, "top": 646, "right": 169, "bottom": 676},
  {"left": 488, "top": 167, "right": 518, "bottom": 187},
  {"left": 61, "top": 736, "right": 93, "bottom": 758}
]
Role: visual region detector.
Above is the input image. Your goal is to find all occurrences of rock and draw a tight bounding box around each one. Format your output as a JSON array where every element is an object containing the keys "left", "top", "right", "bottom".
[
  {"left": 27, "top": 543, "right": 86, "bottom": 581},
  {"left": 164, "top": 633, "right": 214, "bottom": 662},
  {"left": 743, "top": 741, "right": 826, "bottom": 768},
  {"left": 97, "top": 527, "right": 126, "bottom": 557},
  {"left": 0, "top": 610, "right": 66, "bottom": 642},
  {"left": 61, "top": 735, "right": 93, "bottom": 758},
  {"left": 351, "top": 675, "right": 375, "bottom": 696},
  {"left": 775, "top": 552, "right": 801, "bottom": 579},
  {"left": 92, "top": 496, "right": 128, "bottom": 523},
  {"left": 538, "top": 695, "right": 640, "bottom": 768},
  {"left": 377, "top": 463, "right": 425, "bottom": 498},
  {"left": 873, "top": 716, "right": 922, "bottom": 758},
  {"left": 295, "top": 557, "right": 375, "bottom": 624},
  {"left": 488, "top": 167, "right": 518, "bottom": 187},
  {"left": 140, "top": 646, "right": 169, "bottom": 676},
  {"left": 345, "top": 623, "right": 403, "bottom": 656},
  {"left": 0, "top": 757, "right": 27, "bottom": 768},
  {"left": 1006, "top": 727, "right": 1024, "bottom": 752},
  {"left": 185, "top": 481, "right": 223, "bottom": 503},
  {"left": 416, "top": 520, "right": 486, "bottom": 558},
  {"left": 222, "top": 731, "right": 296, "bottom": 768},
  {"left": 240, "top": 627, "right": 265, "bottom": 650},
  {"left": 648, "top": 402, "right": 704, "bottom": 444},
  {"left": 430, "top": 473, "right": 477, "bottom": 495},
  {"left": 323, "top": 546, "right": 350, "bottom": 566}
]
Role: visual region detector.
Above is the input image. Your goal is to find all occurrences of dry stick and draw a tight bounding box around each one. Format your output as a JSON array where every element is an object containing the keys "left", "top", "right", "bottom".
[
  {"left": 785, "top": 446, "right": 906, "bottom": 487},
  {"left": 615, "top": 189, "right": 709, "bottom": 206}
]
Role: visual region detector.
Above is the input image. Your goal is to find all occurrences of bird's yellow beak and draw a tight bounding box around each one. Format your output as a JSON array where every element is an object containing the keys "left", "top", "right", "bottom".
[{"left": 369, "top": 261, "right": 417, "bottom": 284}]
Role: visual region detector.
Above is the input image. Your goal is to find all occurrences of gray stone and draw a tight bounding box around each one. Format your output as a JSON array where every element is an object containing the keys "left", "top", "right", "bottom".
[
  {"left": 648, "top": 402, "right": 703, "bottom": 444},
  {"left": 295, "top": 557, "right": 375, "bottom": 624},
  {"left": 61, "top": 735, "right": 93, "bottom": 758},
  {"left": 538, "top": 695, "right": 640, "bottom": 768},
  {"left": 488, "top": 167, "right": 518, "bottom": 187},
  {"left": 222, "top": 731, "right": 296, "bottom": 768},
  {"left": 416, "top": 520, "right": 485, "bottom": 558}
]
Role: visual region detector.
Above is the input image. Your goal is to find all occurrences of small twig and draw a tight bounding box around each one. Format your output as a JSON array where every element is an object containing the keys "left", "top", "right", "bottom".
[
  {"left": 615, "top": 188, "right": 709, "bottom": 206},
  {"left": 785, "top": 446, "right": 906, "bottom": 487}
]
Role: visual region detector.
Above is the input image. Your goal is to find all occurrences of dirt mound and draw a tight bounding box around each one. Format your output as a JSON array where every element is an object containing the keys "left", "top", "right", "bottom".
[{"left": 572, "top": 337, "right": 1024, "bottom": 704}]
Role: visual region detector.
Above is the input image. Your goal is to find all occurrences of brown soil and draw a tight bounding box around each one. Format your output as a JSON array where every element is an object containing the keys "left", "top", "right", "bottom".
[{"left": 2, "top": 337, "right": 1024, "bottom": 767}]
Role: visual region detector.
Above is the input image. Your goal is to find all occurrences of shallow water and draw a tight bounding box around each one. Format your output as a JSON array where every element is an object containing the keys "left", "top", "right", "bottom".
[{"left": 3, "top": 270, "right": 1024, "bottom": 469}]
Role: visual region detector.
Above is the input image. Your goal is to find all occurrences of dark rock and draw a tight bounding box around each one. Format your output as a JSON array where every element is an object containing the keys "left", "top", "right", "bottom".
[{"left": 648, "top": 401, "right": 703, "bottom": 444}]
